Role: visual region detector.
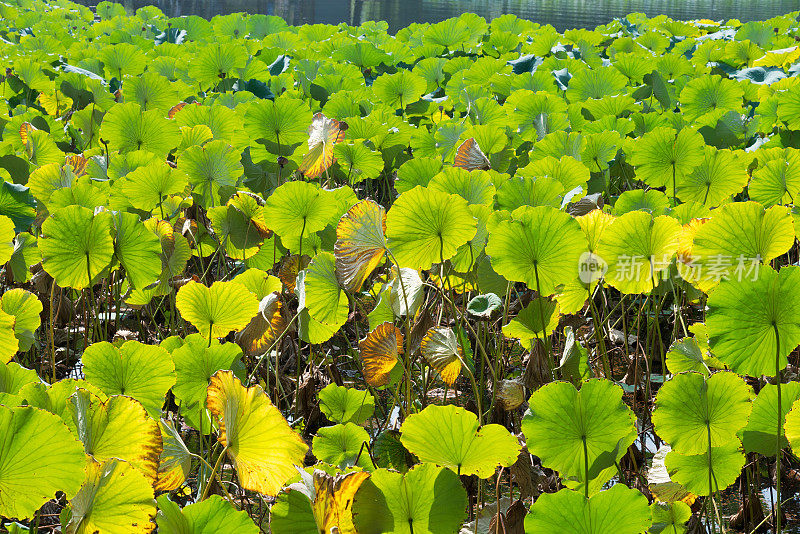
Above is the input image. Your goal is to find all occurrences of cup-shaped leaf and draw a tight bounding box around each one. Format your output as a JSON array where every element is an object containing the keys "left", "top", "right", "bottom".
[
  {"left": 206, "top": 370, "right": 308, "bottom": 496},
  {"left": 304, "top": 252, "right": 348, "bottom": 328},
  {"left": 113, "top": 212, "right": 162, "bottom": 290},
  {"left": 706, "top": 265, "right": 800, "bottom": 377},
  {"left": 312, "top": 423, "right": 372, "bottom": 470},
  {"left": 39, "top": 205, "right": 114, "bottom": 290},
  {"left": 0, "top": 405, "right": 86, "bottom": 520},
  {"left": 352, "top": 463, "right": 468, "bottom": 534},
  {"left": 502, "top": 296, "right": 560, "bottom": 343},
  {"left": 82, "top": 340, "right": 176, "bottom": 419},
  {"left": 244, "top": 95, "right": 311, "bottom": 147},
  {"left": 262, "top": 181, "right": 339, "bottom": 249},
  {"left": 180, "top": 140, "right": 243, "bottom": 208},
  {"left": 400, "top": 404, "right": 520, "bottom": 478},
  {"left": 522, "top": 379, "right": 637, "bottom": 483},
  {"left": 176, "top": 280, "right": 259, "bottom": 340},
  {"left": 628, "top": 126, "right": 704, "bottom": 190},
  {"left": 664, "top": 442, "right": 745, "bottom": 496}
]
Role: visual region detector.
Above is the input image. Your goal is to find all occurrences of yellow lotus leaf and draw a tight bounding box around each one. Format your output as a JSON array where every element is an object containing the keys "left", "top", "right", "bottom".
[
  {"left": 19, "top": 122, "right": 36, "bottom": 147},
  {"left": 312, "top": 470, "right": 370, "bottom": 534},
  {"left": 298, "top": 113, "right": 346, "bottom": 179},
  {"left": 235, "top": 293, "right": 286, "bottom": 357},
  {"left": 154, "top": 420, "right": 192, "bottom": 492},
  {"left": 66, "top": 155, "right": 89, "bottom": 177},
  {"left": 420, "top": 327, "right": 463, "bottom": 386},
  {"left": 38, "top": 92, "right": 73, "bottom": 117},
  {"left": 206, "top": 370, "right": 308, "bottom": 496},
  {"left": 334, "top": 199, "right": 387, "bottom": 292},
  {"left": 64, "top": 389, "right": 163, "bottom": 481},
  {"left": 358, "top": 322, "right": 403, "bottom": 387},
  {"left": 66, "top": 459, "right": 156, "bottom": 534}
]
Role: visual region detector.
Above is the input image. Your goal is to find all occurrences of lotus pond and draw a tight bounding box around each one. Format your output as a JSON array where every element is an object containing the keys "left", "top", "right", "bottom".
[{"left": 6, "top": 1, "right": 800, "bottom": 533}]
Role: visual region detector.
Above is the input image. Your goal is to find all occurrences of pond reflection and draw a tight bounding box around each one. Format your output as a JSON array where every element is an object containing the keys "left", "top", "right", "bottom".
[{"left": 79, "top": 0, "right": 800, "bottom": 32}]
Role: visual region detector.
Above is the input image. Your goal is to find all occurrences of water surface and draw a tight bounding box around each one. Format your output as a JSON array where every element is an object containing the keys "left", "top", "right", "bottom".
[{"left": 78, "top": 0, "right": 800, "bottom": 32}]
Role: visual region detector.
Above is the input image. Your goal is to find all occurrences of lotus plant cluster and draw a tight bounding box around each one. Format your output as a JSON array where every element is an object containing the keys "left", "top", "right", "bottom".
[{"left": 3, "top": 1, "right": 800, "bottom": 533}]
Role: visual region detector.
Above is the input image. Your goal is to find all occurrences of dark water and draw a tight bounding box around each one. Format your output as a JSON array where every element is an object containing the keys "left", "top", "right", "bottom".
[{"left": 78, "top": 0, "right": 800, "bottom": 33}]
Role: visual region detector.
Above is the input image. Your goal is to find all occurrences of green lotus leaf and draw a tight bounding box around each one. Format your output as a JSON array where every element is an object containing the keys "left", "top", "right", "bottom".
[
  {"left": 262, "top": 181, "right": 339, "bottom": 250},
  {"left": 352, "top": 463, "right": 468, "bottom": 534},
  {"left": 22, "top": 129, "right": 63, "bottom": 168},
  {"left": 597, "top": 211, "right": 681, "bottom": 294},
  {"left": 39, "top": 205, "right": 114, "bottom": 290},
  {"left": 0, "top": 360, "right": 39, "bottom": 396},
  {"left": 100, "top": 102, "right": 180, "bottom": 156},
  {"left": 82, "top": 340, "right": 176, "bottom": 419},
  {"left": 312, "top": 423, "right": 373, "bottom": 470},
  {"left": 120, "top": 162, "right": 188, "bottom": 212},
  {"left": 665, "top": 334, "right": 719, "bottom": 377},
  {"left": 154, "top": 420, "right": 192, "bottom": 492},
  {"left": 304, "top": 251, "right": 348, "bottom": 328},
  {"left": 125, "top": 71, "right": 178, "bottom": 115},
  {"left": 496, "top": 176, "right": 564, "bottom": 211},
  {"left": 0, "top": 405, "right": 86, "bottom": 520},
  {"left": 206, "top": 370, "right": 308, "bottom": 496},
  {"left": 394, "top": 157, "right": 442, "bottom": 194},
  {"left": 0, "top": 215, "right": 13, "bottom": 267},
  {"left": 429, "top": 167, "right": 495, "bottom": 206},
  {"left": 466, "top": 293, "right": 502, "bottom": 318},
  {"left": 64, "top": 389, "right": 163, "bottom": 481},
  {"left": 400, "top": 404, "right": 520, "bottom": 478},
  {"left": 113, "top": 212, "right": 162, "bottom": 290},
  {"left": 612, "top": 189, "right": 669, "bottom": 216},
  {"left": 17, "top": 379, "right": 106, "bottom": 419},
  {"left": 741, "top": 382, "right": 800, "bottom": 456},
  {"left": 519, "top": 156, "right": 589, "bottom": 194},
  {"left": 653, "top": 372, "right": 751, "bottom": 455},
  {"left": 649, "top": 501, "right": 692, "bottom": 534},
  {"left": 386, "top": 185, "right": 477, "bottom": 270},
  {"left": 566, "top": 66, "right": 630, "bottom": 102},
  {"left": 191, "top": 41, "right": 248, "bottom": 88},
  {"left": 179, "top": 140, "right": 243, "bottom": 208},
  {"left": 173, "top": 102, "right": 238, "bottom": 143},
  {"left": 487, "top": 205, "right": 587, "bottom": 296},
  {"left": 176, "top": 280, "right": 259, "bottom": 341},
  {"left": 334, "top": 141, "right": 384, "bottom": 183},
  {"left": 664, "top": 443, "right": 745, "bottom": 496},
  {"left": 0, "top": 288, "right": 42, "bottom": 353},
  {"left": 373, "top": 70, "right": 427, "bottom": 110},
  {"left": 0, "top": 309, "right": 17, "bottom": 363},
  {"left": 65, "top": 459, "right": 156, "bottom": 534},
  {"left": 207, "top": 203, "right": 264, "bottom": 260},
  {"left": 244, "top": 95, "right": 311, "bottom": 148},
  {"left": 506, "top": 89, "right": 568, "bottom": 142},
  {"left": 170, "top": 333, "right": 243, "bottom": 428},
  {"left": 99, "top": 43, "right": 147, "bottom": 78},
  {"left": 686, "top": 202, "right": 794, "bottom": 290},
  {"left": 0, "top": 181, "right": 35, "bottom": 233},
  {"left": 524, "top": 484, "right": 652, "bottom": 534},
  {"left": 627, "top": 127, "right": 704, "bottom": 191},
  {"left": 156, "top": 494, "right": 258, "bottom": 534},
  {"left": 522, "top": 379, "right": 636, "bottom": 484},
  {"left": 231, "top": 268, "right": 282, "bottom": 300},
  {"left": 8, "top": 232, "right": 39, "bottom": 284},
  {"left": 502, "top": 296, "right": 560, "bottom": 343},
  {"left": 318, "top": 384, "right": 375, "bottom": 425},
  {"left": 679, "top": 74, "right": 744, "bottom": 123},
  {"left": 706, "top": 265, "right": 800, "bottom": 377},
  {"left": 373, "top": 429, "right": 409, "bottom": 472},
  {"left": 675, "top": 146, "right": 748, "bottom": 206},
  {"left": 750, "top": 153, "right": 800, "bottom": 207}
]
